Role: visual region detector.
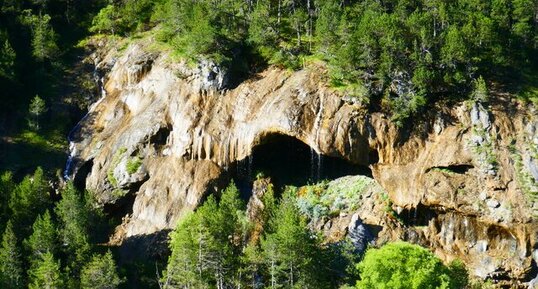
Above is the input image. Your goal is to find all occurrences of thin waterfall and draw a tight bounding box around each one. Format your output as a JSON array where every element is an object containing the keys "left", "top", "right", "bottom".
[
  {"left": 64, "top": 67, "right": 107, "bottom": 180},
  {"left": 312, "top": 93, "right": 324, "bottom": 182},
  {"left": 310, "top": 147, "right": 315, "bottom": 182},
  {"left": 317, "top": 153, "right": 323, "bottom": 181},
  {"left": 248, "top": 154, "right": 253, "bottom": 180}
]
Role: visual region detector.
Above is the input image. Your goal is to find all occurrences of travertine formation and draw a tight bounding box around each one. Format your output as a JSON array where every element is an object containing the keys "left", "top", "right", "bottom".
[{"left": 68, "top": 40, "right": 538, "bottom": 286}]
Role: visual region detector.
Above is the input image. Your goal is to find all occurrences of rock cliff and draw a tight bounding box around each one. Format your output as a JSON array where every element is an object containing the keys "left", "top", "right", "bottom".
[{"left": 68, "top": 40, "right": 538, "bottom": 286}]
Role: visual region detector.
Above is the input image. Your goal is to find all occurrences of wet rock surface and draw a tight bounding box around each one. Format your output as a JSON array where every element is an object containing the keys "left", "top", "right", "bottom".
[{"left": 69, "top": 41, "right": 538, "bottom": 285}]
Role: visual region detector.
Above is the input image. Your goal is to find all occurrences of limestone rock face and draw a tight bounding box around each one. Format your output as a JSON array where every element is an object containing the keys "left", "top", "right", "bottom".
[{"left": 69, "top": 41, "right": 538, "bottom": 285}]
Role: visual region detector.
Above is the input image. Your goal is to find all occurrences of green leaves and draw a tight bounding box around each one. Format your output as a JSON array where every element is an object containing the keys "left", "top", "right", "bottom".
[
  {"left": 355, "top": 242, "right": 466, "bottom": 289},
  {"left": 164, "top": 182, "right": 248, "bottom": 288},
  {"left": 55, "top": 182, "right": 92, "bottom": 272},
  {"left": 24, "top": 210, "right": 58, "bottom": 264},
  {"left": 0, "top": 221, "right": 23, "bottom": 289},
  {"left": 164, "top": 182, "right": 333, "bottom": 288},
  {"left": 80, "top": 251, "right": 123, "bottom": 289},
  {"left": 21, "top": 11, "right": 58, "bottom": 62},
  {"left": 0, "top": 37, "right": 16, "bottom": 79},
  {"left": 28, "top": 252, "right": 64, "bottom": 289},
  {"left": 28, "top": 94, "right": 46, "bottom": 130},
  {"left": 9, "top": 167, "right": 50, "bottom": 230},
  {"left": 89, "top": 5, "right": 121, "bottom": 35}
]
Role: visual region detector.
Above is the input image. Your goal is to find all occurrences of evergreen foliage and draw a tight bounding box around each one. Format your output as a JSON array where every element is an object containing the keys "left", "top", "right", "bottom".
[
  {"left": 0, "top": 221, "right": 23, "bottom": 289},
  {"left": 163, "top": 182, "right": 249, "bottom": 288},
  {"left": 260, "top": 189, "right": 327, "bottom": 288},
  {"left": 9, "top": 167, "right": 51, "bottom": 231},
  {"left": 24, "top": 210, "right": 58, "bottom": 266},
  {"left": 55, "top": 182, "right": 93, "bottom": 275},
  {"left": 0, "top": 173, "right": 122, "bottom": 289},
  {"left": 80, "top": 251, "right": 122, "bottom": 289},
  {"left": 93, "top": 0, "right": 538, "bottom": 124},
  {"left": 21, "top": 11, "right": 59, "bottom": 61},
  {"left": 29, "top": 94, "right": 46, "bottom": 130},
  {"left": 0, "top": 172, "right": 15, "bottom": 227},
  {"left": 0, "top": 36, "right": 16, "bottom": 78},
  {"left": 164, "top": 183, "right": 333, "bottom": 288},
  {"left": 28, "top": 252, "right": 64, "bottom": 289}
]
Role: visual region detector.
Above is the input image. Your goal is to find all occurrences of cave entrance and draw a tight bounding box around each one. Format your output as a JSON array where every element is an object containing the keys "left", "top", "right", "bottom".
[{"left": 230, "top": 133, "right": 371, "bottom": 196}]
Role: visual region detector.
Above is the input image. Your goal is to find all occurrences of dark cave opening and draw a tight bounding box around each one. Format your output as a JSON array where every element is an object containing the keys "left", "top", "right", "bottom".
[
  {"left": 229, "top": 133, "right": 371, "bottom": 196},
  {"left": 397, "top": 203, "right": 438, "bottom": 227}
]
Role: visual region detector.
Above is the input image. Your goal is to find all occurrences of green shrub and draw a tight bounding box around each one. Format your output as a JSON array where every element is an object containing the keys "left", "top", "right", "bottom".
[
  {"left": 356, "top": 242, "right": 468, "bottom": 289},
  {"left": 126, "top": 157, "right": 142, "bottom": 174}
]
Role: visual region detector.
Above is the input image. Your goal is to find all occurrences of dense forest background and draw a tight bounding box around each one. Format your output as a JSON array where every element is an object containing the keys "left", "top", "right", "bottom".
[
  {"left": 90, "top": 0, "right": 538, "bottom": 124},
  {"left": 0, "top": 0, "right": 537, "bottom": 288}
]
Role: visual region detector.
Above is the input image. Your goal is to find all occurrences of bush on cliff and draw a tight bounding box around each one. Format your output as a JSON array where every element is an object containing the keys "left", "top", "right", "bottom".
[{"left": 355, "top": 242, "right": 468, "bottom": 289}]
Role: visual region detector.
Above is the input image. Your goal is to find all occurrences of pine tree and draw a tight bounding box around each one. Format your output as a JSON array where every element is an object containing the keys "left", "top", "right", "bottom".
[
  {"left": 315, "top": 0, "right": 341, "bottom": 56},
  {"left": 29, "top": 94, "right": 46, "bottom": 130},
  {"left": 0, "top": 38, "right": 16, "bottom": 78},
  {"left": 164, "top": 182, "right": 250, "bottom": 289},
  {"left": 0, "top": 172, "right": 14, "bottom": 226},
  {"left": 55, "top": 182, "right": 92, "bottom": 276},
  {"left": 24, "top": 210, "right": 58, "bottom": 264},
  {"left": 89, "top": 5, "right": 121, "bottom": 35},
  {"left": 9, "top": 167, "right": 50, "bottom": 230},
  {"left": 28, "top": 252, "right": 64, "bottom": 289},
  {"left": 21, "top": 11, "right": 59, "bottom": 61},
  {"left": 164, "top": 211, "right": 213, "bottom": 288},
  {"left": 471, "top": 76, "right": 488, "bottom": 102},
  {"left": 0, "top": 221, "right": 23, "bottom": 289},
  {"left": 260, "top": 189, "right": 326, "bottom": 288},
  {"left": 80, "top": 251, "right": 122, "bottom": 289}
]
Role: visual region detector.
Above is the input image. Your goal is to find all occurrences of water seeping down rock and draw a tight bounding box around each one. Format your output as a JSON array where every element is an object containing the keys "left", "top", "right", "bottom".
[{"left": 67, "top": 40, "right": 538, "bottom": 287}]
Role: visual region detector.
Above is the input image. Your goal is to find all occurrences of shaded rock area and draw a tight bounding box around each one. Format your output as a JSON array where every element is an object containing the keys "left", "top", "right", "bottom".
[{"left": 68, "top": 40, "right": 538, "bottom": 286}]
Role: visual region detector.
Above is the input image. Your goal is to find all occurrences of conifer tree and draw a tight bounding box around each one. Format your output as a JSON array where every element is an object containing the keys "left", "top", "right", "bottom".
[
  {"left": 24, "top": 210, "right": 58, "bottom": 265},
  {"left": 21, "top": 11, "right": 59, "bottom": 61},
  {"left": 0, "top": 172, "right": 14, "bottom": 226},
  {"left": 28, "top": 252, "right": 64, "bottom": 289},
  {"left": 29, "top": 94, "right": 46, "bottom": 130},
  {"left": 55, "top": 182, "right": 92, "bottom": 276},
  {"left": 260, "top": 189, "right": 327, "bottom": 288},
  {"left": 164, "top": 182, "right": 249, "bottom": 289},
  {"left": 80, "top": 251, "right": 122, "bottom": 289},
  {"left": 0, "top": 221, "right": 23, "bottom": 289},
  {"left": 0, "top": 38, "right": 16, "bottom": 78},
  {"left": 9, "top": 167, "right": 50, "bottom": 230}
]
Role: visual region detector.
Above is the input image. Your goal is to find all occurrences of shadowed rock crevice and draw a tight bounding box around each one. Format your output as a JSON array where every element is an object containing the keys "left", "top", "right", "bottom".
[
  {"left": 73, "top": 159, "right": 93, "bottom": 190},
  {"left": 149, "top": 124, "right": 172, "bottom": 153},
  {"left": 397, "top": 203, "right": 437, "bottom": 226},
  {"left": 426, "top": 164, "right": 474, "bottom": 175}
]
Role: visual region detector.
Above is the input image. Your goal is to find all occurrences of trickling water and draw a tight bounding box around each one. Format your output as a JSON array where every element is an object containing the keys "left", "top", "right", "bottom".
[
  {"left": 310, "top": 147, "right": 315, "bottom": 181},
  {"left": 248, "top": 154, "right": 253, "bottom": 180},
  {"left": 63, "top": 67, "right": 107, "bottom": 180},
  {"left": 312, "top": 93, "right": 325, "bottom": 182},
  {"left": 317, "top": 153, "right": 323, "bottom": 181},
  {"left": 313, "top": 94, "right": 324, "bottom": 148}
]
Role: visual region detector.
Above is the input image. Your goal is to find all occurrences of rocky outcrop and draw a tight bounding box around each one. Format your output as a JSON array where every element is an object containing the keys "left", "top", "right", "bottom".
[{"left": 69, "top": 40, "right": 538, "bottom": 285}]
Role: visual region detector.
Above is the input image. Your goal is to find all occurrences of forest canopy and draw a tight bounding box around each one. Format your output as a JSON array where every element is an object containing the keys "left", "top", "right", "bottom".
[{"left": 92, "top": 0, "right": 538, "bottom": 124}]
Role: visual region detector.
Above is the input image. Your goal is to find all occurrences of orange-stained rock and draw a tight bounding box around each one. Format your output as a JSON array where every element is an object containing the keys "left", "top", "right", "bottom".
[{"left": 69, "top": 40, "right": 538, "bottom": 285}]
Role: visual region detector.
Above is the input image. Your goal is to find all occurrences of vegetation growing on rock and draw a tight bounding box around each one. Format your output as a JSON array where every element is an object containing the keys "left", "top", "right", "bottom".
[{"left": 92, "top": 0, "right": 538, "bottom": 123}]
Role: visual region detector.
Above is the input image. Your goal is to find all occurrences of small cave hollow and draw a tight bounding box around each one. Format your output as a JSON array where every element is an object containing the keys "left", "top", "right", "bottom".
[
  {"left": 426, "top": 164, "right": 474, "bottom": 175},
  {"left": 150, "top": 124, "right": 172, "bottom": 152},
  {"left": 397, "top": 203, "right": 438, "bottom": 227},
  {"left": 73, "top": 159, "right": 93, "bottom": 191},
  {"left": 229, "top": 133, "right": 371, "bottom": 196}
]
